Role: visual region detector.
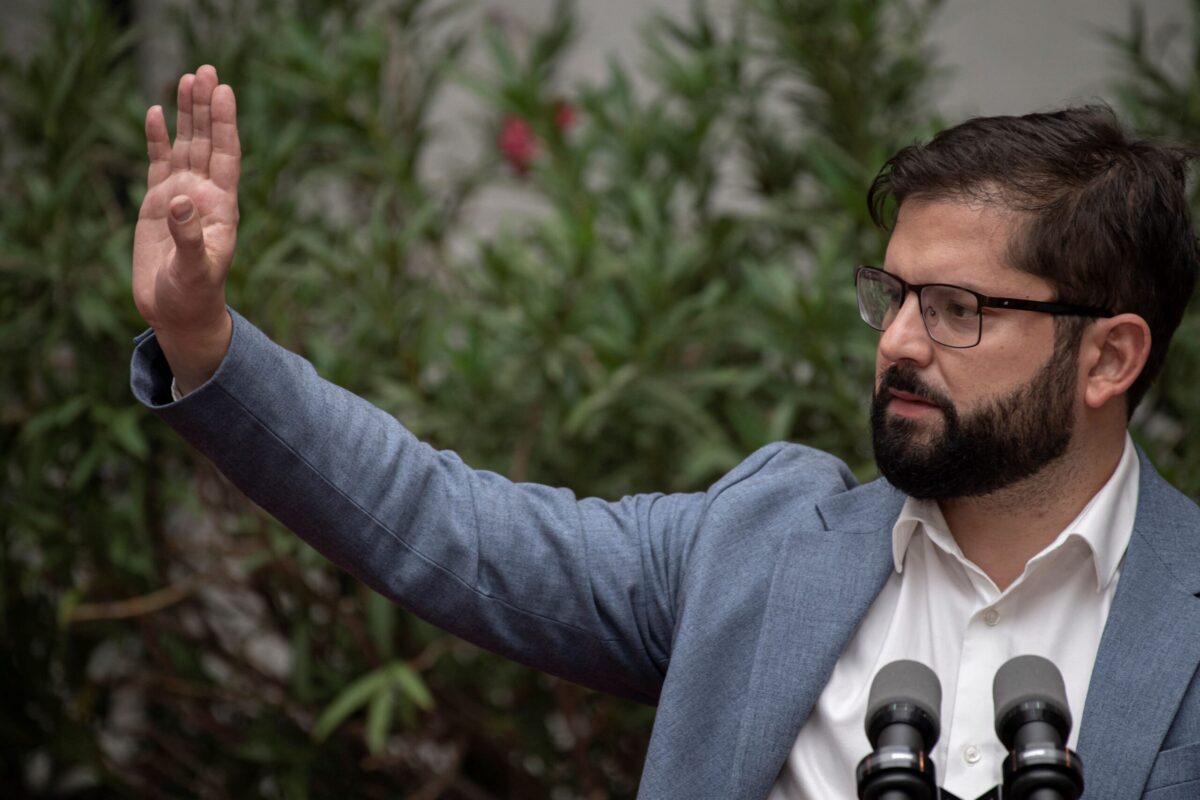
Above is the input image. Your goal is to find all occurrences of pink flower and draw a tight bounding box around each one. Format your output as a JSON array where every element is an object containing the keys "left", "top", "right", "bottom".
[
  {"left": 498, "top": 100, "right": 577, "bottom": 176},
  {"left": 499, "top": 116, "right": 539, "bottom": 175}
]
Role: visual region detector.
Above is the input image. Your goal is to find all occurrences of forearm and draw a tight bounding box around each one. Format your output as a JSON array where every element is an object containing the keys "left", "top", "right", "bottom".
[{"left": 131, "top": 310, "right": 683, "bottom": 701}]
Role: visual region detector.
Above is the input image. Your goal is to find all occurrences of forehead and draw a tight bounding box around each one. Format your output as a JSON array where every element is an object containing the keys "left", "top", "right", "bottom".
[{"left": 884, "top": 198, "right": 1052, "bottom": 298}]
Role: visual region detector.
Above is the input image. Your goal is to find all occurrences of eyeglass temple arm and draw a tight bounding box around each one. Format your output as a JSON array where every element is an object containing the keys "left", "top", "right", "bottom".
[{"left": 981, "top": 296, "right": 1115, "bottom": 318}]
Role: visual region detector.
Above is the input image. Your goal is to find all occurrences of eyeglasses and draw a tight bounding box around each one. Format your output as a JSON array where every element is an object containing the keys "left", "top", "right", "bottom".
[{"left": 854, "top": 265, "right": 1114, "bottom": 348}]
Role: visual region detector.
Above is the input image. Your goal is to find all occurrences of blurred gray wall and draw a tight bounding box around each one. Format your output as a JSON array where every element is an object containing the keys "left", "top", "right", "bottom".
[
  {"left": 545, "top": 0, "right": 1191, "bottom": 118},
  {"left": 932, "top": 0, "right": 1190, "bottom": 117}
]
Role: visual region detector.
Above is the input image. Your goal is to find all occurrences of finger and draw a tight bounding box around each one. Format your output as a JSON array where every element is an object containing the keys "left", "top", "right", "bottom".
[
  {"left": 210, "top": 84, "right": 241, "bottom": 194},
  {"left": 170, "top": 73, "right": 195, "bottom": 172},
  {"left": 146, "top": 105, "right": 171, "bottom": 190},
  {"left": 190, "top": 65, "right": 218, "bottom": 177},
  {"left": 167, "top": 195, "right": 208, "bottom": 276}
]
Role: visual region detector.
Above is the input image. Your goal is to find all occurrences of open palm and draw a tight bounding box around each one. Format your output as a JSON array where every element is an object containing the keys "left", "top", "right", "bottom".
[{"left": 133, "top": 65, "right": 240, "bottom": 389}]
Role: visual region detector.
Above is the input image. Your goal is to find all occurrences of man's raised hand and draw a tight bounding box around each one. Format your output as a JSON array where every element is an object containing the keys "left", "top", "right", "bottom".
[{"left": 133, "top": 65, "right": 240, "bottom": 394}]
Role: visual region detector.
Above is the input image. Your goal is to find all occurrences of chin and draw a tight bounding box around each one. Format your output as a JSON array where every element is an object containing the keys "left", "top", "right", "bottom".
[{"left": 885, "top": 411, "right": 944, "bottom": 438}]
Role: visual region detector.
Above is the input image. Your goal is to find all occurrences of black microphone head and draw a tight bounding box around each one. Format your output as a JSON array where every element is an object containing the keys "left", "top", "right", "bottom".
[
  {"left": 865, "top": 659, "right": 942, "bottom": 748},
  {"left": 993, "top": 654, "right": 1072, "bottom": 748}
]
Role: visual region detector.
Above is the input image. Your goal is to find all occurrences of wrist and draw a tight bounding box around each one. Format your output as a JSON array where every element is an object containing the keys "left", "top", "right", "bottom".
[{"left": 155, "top": 308, "right": 233, "bottom": 394}]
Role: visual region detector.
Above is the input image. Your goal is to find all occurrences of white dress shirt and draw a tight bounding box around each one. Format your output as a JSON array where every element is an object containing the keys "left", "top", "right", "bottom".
[{"left": 769, "top": 434, "right": 1139, "bottom": 799}]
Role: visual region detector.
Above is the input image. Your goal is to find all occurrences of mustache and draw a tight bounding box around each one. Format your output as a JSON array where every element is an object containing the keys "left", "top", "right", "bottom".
[{"left": 875, "top": 365, "right": 953, "bottom": 412}]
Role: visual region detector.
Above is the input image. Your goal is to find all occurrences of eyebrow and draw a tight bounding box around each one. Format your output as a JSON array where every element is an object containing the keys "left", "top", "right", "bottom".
[{"left": 881, "top": 264, "right": 1042, "bottom": 301}]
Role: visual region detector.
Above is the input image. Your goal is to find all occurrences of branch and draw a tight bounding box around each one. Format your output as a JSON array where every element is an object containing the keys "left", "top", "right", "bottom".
[{"left": 68, "top": 575, "right": 204, "bottom": 622}]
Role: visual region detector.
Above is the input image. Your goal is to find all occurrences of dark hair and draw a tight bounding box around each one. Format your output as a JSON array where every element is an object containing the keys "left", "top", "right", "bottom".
[{"left": 867, "top": 104, "right": 1199, "bottom": 415}]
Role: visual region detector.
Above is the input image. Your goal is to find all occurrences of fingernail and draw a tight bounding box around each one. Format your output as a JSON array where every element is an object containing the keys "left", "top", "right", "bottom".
[{"left": 171, "top": 198, "right": 194, "bottom": 223}]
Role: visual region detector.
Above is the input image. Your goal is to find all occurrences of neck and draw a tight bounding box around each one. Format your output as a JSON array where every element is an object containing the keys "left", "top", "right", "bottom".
[{"left": 938, "top": 425, "right": 1127, "bottom": 591}]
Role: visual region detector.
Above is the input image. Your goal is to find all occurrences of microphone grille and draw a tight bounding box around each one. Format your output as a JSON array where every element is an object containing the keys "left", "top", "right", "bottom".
[
  {"left": 866, "top": 659, "right": 942, "bottom": 725},
  {"left": 992, "top": 655, "right": 1072, "bottom": 742}
]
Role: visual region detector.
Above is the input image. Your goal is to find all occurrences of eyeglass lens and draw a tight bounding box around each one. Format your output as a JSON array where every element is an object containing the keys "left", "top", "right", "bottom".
[{"left": 856, "top": 269, "right": 982, "bottom": 347}]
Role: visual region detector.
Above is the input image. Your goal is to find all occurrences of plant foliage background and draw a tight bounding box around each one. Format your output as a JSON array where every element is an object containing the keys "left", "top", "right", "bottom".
[{"left": 1, "top": 0, "right": 1197, "bottom": 796}]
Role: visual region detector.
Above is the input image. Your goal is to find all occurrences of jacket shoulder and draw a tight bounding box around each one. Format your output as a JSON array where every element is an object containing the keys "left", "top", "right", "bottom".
[{"left": 704, "top": 442, "right": 861, "bottom": 516}]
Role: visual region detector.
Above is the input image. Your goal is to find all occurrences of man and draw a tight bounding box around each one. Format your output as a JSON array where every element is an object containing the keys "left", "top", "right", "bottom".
[{"left": 131, "top": 65, "right": 1200, "bottom": 798}]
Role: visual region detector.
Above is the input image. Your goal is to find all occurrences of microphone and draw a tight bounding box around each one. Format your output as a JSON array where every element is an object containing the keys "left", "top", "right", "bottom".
[
  {"left": 992, "top": 655, "right": 1084, "bottom": 800},
  {"left": 857, "top": 660, "right": 942, "bottom": 800}
]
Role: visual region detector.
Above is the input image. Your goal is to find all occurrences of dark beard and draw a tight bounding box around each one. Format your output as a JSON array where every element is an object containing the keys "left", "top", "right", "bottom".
[{"left": 870, "top": 343, "right": 1077, "bottom": 500}]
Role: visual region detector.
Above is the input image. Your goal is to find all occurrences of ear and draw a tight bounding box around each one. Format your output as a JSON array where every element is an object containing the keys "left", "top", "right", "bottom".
[{"left": 1080, "top": 313, "right": 1152, "bottom": 411}]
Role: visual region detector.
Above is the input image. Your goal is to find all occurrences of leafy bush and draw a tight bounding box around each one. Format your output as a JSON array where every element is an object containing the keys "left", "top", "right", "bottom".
[
  {"left": 1106, "top": 0, "right": 1200, "bottom": 496},
  {"left": 1, "top": 0, "right": 1195, "bottom": 796}
]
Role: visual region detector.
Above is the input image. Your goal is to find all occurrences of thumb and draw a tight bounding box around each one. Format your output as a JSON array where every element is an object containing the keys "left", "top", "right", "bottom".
[{"left": 166, "top": 195, "right": 207, "bottom": 273}]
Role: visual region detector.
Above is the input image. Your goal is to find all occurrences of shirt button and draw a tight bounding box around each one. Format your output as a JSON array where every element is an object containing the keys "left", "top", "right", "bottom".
[
  {"left": 982, "top": 608, "right": 1000, "bottom": 626},
  {"left": 963, "top": 745, "right": 982, "bottom": 765}
]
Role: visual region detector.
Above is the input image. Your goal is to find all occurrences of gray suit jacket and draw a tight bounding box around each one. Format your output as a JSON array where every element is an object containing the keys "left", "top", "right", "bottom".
[{"left": 132, "top": 310, "right": 1200, "bottom": 799}]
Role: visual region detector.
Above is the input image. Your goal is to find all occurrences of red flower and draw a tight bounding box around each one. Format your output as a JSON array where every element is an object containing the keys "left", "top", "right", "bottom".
[
  {"left": 498, "top": 100, "right": 577, "bottom": 176},
  {"left": 499, "top": 116, "right": 539, "bottom": 175}
]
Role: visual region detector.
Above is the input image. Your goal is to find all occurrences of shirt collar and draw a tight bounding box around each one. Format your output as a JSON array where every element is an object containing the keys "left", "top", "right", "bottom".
[{"left": 891, "top": 433, "right": 1140, "bottom": 590}]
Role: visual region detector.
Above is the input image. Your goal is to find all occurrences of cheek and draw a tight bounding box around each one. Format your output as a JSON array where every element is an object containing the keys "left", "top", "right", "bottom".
[
  {"left": 942, "top": 361, "right": 1007, "bottom": 409},
  {"left": 984, "top": 315, "right": 1058, "bottom": 364},
  {"left": 944, "top": 347, "right": 1058, "bottom": 411}
]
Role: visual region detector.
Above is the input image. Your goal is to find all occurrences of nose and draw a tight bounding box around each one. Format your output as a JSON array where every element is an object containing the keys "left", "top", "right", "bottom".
[{"left": 877, "top": 291, "right": 934, "bottom": 367}]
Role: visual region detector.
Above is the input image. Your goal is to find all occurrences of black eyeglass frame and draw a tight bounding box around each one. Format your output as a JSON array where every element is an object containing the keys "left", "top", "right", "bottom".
[{"left": 854, "top": 265, "right": 1116, "bottom": 349}]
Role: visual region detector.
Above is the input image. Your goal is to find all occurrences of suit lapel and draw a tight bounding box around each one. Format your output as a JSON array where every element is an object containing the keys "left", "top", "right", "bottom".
[
  {"left": 1076, "top": 451, "right": 1200, "bottom": 798},
  {"left": 729, "top": 480, "right": 903, "bottom": 799}
]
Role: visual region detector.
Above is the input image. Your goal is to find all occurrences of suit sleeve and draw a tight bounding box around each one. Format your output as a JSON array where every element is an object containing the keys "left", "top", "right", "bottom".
[{"left": 131, "top": 310, "right": 704, "bottom": 704}]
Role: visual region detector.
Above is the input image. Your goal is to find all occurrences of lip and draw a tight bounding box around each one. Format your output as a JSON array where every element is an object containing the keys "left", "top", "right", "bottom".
[{"left": 886, "top": 389, "right": 942, "bottom": 417}]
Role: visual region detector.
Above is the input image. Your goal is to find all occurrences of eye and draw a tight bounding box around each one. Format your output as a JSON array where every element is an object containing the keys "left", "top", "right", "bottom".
[{"left": 944, "top": 301, "right": 975, "bottom": 320}]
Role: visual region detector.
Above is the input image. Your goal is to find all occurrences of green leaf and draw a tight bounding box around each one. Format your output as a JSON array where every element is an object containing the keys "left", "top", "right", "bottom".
[
  {"left": 312, "top": 660, "right": 432, "bottom": 745},
  {"left": 68, "top": 443, "right": 105, "bottom": 490},
  {"left": 366, "top": 590, "right": 396, "bottom": 659},
  {"left": 365, "top": 687, "right": 395, "bottom": 755},
  {"left": 107, "top": 408, "right": 149, "bottom": 459},
  {"left": 390, "top": 661, "right": 434, "bottom": 711},
  {"left": 74, "top": 287, "right": 122, "bottom": 338},
  {"left": 483, "top": 23, "right": 520, "bottom": 84},
  {"left": 21, "top": 395, "right": 89, "bottom": 439},
  {"left": 311, "top": 667, "right": 390, "bottom": 743},
  {"left": 564, "top": 364, "right": 640, "bottom": 436}
]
